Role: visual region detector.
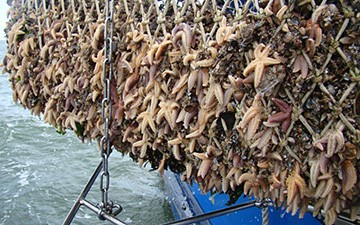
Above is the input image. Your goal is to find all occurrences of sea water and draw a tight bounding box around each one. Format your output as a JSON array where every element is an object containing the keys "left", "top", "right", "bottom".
[{"left": 0, "top": 40, "right": 173, "bottom": 225}]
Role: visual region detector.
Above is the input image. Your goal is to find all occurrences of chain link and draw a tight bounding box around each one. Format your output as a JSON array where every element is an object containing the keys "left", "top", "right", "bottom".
[{"left": 99, "top": 0, "right": 115, "bottom": 218}]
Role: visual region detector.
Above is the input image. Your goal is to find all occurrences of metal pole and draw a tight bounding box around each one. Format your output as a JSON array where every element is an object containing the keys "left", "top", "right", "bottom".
[
  {"left": 164, "top": 200, "right": 257, "bottom": 225},
  {"left": 308, "top": 206, "right": 359, "bottom": 225},
  {"left": 62, "top": 160, "right": 103, "bottom": 225}
]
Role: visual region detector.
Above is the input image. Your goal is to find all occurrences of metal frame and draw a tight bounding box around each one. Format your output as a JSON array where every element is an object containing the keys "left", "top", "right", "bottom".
[
  {"left": 62, "top": 163, "right": 360, "bottom": 225},
  {"left": 62, "top": 161, "right": 257, "bottom": 225},
  {"left": 62, "top": 160, "right": 126, "bottom": 225}
]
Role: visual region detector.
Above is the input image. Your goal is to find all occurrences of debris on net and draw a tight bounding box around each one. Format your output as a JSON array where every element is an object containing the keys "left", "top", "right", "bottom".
[{"left": 2, "top": 1, "right": 360, "bottom": 224}]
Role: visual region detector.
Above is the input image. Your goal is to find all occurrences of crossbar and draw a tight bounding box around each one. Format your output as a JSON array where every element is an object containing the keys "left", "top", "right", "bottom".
[{"left": 164, "top": 200, "right": 257, "bottom": 225}]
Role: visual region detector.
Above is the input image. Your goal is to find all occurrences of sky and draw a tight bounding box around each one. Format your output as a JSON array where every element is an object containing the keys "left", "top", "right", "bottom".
[{"left": 0, "top": 2, "right": 10, "bottom": 40}]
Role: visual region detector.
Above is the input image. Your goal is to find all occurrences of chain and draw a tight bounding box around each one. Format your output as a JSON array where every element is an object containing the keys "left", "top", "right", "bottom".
[{"left": 99, "top": 0, "right": 116, "bottom": 219}]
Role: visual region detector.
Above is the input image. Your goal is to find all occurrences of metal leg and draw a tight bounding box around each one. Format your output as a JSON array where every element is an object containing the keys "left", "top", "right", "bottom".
[
  {"left": 62, "top": 160, "right": 126, "bottom": 225},
  {"left": 63, "top": 160, "right": 104, "bottom": 225}
]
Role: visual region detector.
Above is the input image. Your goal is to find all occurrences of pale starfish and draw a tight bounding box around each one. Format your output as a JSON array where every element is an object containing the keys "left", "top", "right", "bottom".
[
  {"left": 185, "top": 108, "right": 215, "bottom": 138},
  {"left": 156, "top": 100, "right": 179, "bottom": 130},
  {"left": 91, "top": 49, "right": 104, "bottom": 74},
  {"left": 286, "top": 162, "right": 306, "bottom": 206},
  {"left": 63, "top": 109, "right": 80, "bottom": 131},
  {"left": 137, "top": 108, "right": 156, "bottom": 133},
  {"left": 243, "top": 43, "right": 281, "bottom": 88},
  {"left": 132, "top": 131, "right": 150, "bottom": 159},
  {"left": 313, "top": 123, "right": 345, "bottom": 158},
  {"left": 64, "top": 93, "right": 76, "bottom": 111},
  {"left": 193, "top": 146, "right": 220, "bottom": 178},
  {"left": 8, "top": 19, "right": 25, "bottom": 47}
]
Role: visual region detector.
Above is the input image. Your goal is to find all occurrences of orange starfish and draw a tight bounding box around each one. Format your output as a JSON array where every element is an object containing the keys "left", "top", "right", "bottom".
[
  {"left": 243, "top": 44, "right": 281, "bottom": 88},
  {"left": 286, "top": 162, "right": 306, "bottom": 206}
]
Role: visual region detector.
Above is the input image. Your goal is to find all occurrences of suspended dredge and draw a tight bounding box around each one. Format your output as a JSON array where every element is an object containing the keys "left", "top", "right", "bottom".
[{"left": 2, "top": 0, "right": 360, "bottom": 224}]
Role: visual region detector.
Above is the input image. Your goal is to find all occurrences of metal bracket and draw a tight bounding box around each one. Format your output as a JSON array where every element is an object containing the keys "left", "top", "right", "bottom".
[
  {"left": 255, "top": 198, "right": 273, "bottom": 209},
  {"left": 97, "top": 201, "right": 123, "bottom": 220}
]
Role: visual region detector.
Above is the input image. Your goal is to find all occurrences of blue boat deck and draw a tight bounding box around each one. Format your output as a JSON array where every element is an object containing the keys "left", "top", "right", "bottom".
[{"left": 163, "top": 170, "right": 324, "bottom": 225}]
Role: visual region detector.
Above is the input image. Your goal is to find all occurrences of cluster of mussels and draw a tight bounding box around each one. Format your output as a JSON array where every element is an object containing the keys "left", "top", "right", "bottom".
[{"left": 3, "top": 0, "right": 360, "bottom": 224}]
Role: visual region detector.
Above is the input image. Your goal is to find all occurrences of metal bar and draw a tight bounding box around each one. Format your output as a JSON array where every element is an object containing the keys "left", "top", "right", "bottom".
[
  {"left": 164, "top": 200, "right": 257, "bottom": 225},
  {"left": 62, "top": 160, "right": 103, "bottom": 225},
  {"left": 80, "top": 198, "right": 127, "bottom": 225},
  {"left": 308, "top": 205, "right": 360, "bottom": 225}
]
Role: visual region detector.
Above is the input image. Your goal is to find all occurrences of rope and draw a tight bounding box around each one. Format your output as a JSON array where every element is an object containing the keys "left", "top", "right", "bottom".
[
  {"left": 262, "top": 207, "right": 269, "bottom": 225},
  {"left": 256, "top": 198, "right": 272, "bottom": 225}
]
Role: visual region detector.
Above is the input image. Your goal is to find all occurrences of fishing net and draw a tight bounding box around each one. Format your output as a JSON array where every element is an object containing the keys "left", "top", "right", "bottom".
[{"left": 2, "top": 0, "right": 360, "bottom": 224}]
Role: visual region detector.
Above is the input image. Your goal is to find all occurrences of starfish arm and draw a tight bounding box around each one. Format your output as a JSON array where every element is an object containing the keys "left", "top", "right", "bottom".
[
  {"left": 268, "top": 111, "right": 288, "bottom": 123},
  {"left": 272, "top": 98, "right": 290, "bottom": 112},
  {"left": 263, "top": 57, "right": 281, "bottom": 66},
  {"left": 286, "top": 177, "right": 297, "bottom": 205},
  {"left": 156, "top": 108, "right": 165, "bottom": 124},
  {"left": 243, "top": 60, "right": 259, "bottom": 77},
  {"left": 147, "top": 114, "right": 157, "bottom": 132},
  {"left": 67, "top": 115, "right": 78, "bottom": 131},
  {"left": 137, "top": 111, "right": 149, "bottom": 133},
  {"left": 254, "top": 62, "right": 265, "bottom": 88},
  {"left": 254, "top": 43, "right": 266, "bottom": 58},
  {"left": 294, "top": 175, "right": 306, "bottom": 198},
  {"left": 259, "top": 45, "right": 271, "bottom": 58},
  {"left": 140, "top": 119, "right": 147, "bottom": 134},
  {"left": 165, "top": 111, "right": 173, "bottom": 128}
]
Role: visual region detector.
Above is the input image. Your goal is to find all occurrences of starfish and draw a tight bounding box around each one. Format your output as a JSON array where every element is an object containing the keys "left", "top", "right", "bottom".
[
  {"left": 237, "top": 94, "right": 262, "bottom": 141},
  {"left": 91, "top": 49, "right": 104, "bottom": 74},
  {"left": 185, "top": 108, "right": 215, "bottom": 138},
  {"left": 243, "top": 43, "right": 281, "bottom": 88},
  {"left": 313, "top": 122, "right": 345, "bottom": 158},
  {"left": 137, "top": 108, "right": 156, "bottom": 133},
  {"left": 132, "top": 131, "right": 150, "bottom": 159},
  {"left": 8, "top": 19, "right": 26, "bottom": 47},
  {"left": 204, "top": 78, "right": 223, "bottom": 111},
  {"left": 341, "top": 160, "right": 357, "bottom": 194},
  {"left": 156, "top": 100, "right": 179, "bottom": 130},
  {"left": 267, "top": 98, "right": 292, "bottom": 132},
  {"left": 64, "top": 93, "right": 76, "bottom": 111},
  {"left": 63, "top": 109, "right": 80, "bottom": 131},
  {"left": 112, "top": 99, "right": 124, "bottom": 122},
  {"left": 168, "top": 134, "right": 185, "bottom": 160},
  {"left": 286, "top": 162, "right": 306, "bottom": 206},
  {"left": 238, "top": 170, "right": 268, "bottom": 199},
  {"left": 18, "top": 37, "right": 36, "bottom": 57},
  {"left": 193, "top": 146, "right": 220, "bottom": 178}
]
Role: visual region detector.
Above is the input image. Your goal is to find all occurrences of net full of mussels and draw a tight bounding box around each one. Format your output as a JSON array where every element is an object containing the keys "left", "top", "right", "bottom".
[{"left": 2, "top": 0, "right": 360, "bottom": 224}]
